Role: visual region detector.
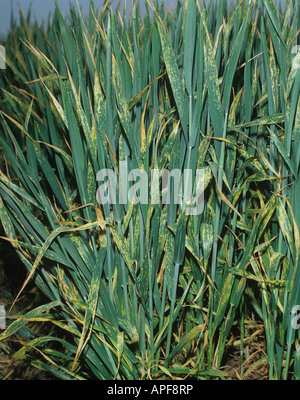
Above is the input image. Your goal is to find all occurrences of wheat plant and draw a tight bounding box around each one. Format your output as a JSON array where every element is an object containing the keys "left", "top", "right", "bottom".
[{"left": 0, "top": 0, "right": 299, "bottom": 380}]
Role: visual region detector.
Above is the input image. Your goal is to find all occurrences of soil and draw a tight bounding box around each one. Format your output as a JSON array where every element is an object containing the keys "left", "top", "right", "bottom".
[
  {"left": 0, "top": 240, "right": 57, "bottom": 380},
  {"left": 221, "top": 328, "right": 269, "bottom": 380}
]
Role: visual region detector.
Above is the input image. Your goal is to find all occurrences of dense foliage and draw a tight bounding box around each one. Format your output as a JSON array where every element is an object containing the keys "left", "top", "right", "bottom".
[{"left": 0, "top": 0, "right": 300, "bottom": 380}]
